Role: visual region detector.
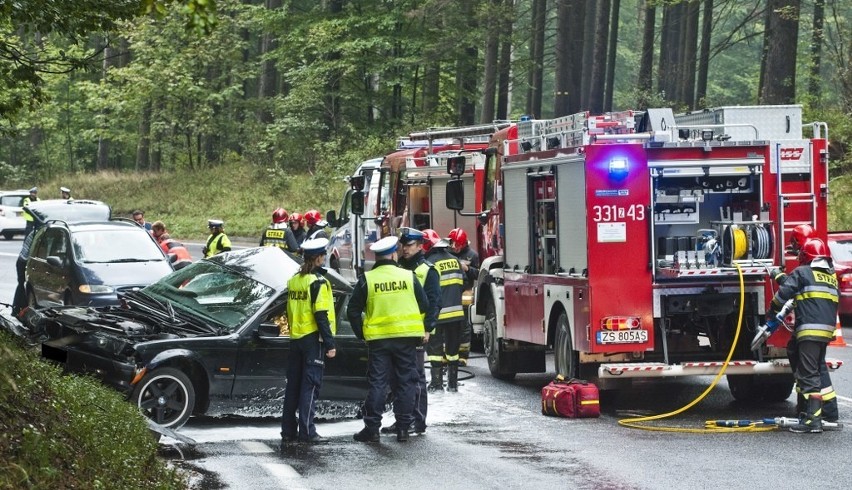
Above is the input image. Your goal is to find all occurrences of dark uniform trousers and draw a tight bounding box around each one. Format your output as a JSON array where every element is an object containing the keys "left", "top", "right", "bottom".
[
  {"left": 428, "top": 320, "right": 463, "bottom": 363},
  {"left": 363, "top": 338, "right": 420, "bottom": 431},
  {"left": 787, "top": 337, "right": 836, "bottom": 419},
  {"left": 281, "top": 332, "right": 325, "bottom": 441},
  {"left": 389, "top": 346, "right": 427, "bottom": 431}
]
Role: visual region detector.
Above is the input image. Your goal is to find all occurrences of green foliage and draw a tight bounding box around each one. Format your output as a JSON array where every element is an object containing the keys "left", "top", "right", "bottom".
[{"left": 0, "top": 330, "right": 185, "bottom": 489}]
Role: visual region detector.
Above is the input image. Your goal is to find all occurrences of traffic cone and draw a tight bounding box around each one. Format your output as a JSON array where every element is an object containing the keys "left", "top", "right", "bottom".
[{"left": 829, "top": 315, "right": 847, "bottom": 347}]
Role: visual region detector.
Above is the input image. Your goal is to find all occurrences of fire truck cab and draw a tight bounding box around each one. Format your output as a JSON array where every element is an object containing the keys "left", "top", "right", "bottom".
[{"left": 447, "top": 105, "right": 840, "bottom": 403}]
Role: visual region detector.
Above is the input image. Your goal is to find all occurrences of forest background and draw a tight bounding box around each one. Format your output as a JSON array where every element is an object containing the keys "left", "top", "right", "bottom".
[{"left": 2, "top": 0, "right": 852, "bottom": 238}]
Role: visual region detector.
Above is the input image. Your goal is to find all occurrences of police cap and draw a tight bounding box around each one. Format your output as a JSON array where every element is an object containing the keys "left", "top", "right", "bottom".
[
  {"left": 398, "top": 227, "right": 425, "bottom": 244},
  {"left": 208, "top": 219, "right": 224, "bottom": 228},
  {"left": 60, "top": 186, "right": 71, "bottom": 193},
  {"left": 301, "top": 237, "right": 329, "bottom": 257},
  {"left": 370, "top": 236, "right": 399, "bottom": 256},
  {"left": 29, "top": 187, "right": 38, "bottom": 193}
]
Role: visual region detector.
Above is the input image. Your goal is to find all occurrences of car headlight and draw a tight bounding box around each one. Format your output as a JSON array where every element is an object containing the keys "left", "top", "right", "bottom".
[{"left": 79, "top": 284, "right": 114, "bottom": 294}]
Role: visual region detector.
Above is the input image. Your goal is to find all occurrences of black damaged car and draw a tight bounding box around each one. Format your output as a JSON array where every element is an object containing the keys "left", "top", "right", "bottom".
[{"left": 30, "top": 246, "right": 369, "bottom": 428}]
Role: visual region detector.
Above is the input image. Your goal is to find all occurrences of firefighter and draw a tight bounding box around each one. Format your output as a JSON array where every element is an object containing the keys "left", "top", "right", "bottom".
[
  {"left": 448, "top": 227, "right": 479, "bottom": 367},
  {"left": 304, "top": 209, "right": 329, "bottom": 240},
  {"left": 423, "top": 229, "right": 465, "bottom": 392},
  {"left": 60, "top": 186, "right": 72, "bottom": 200},
  {"left": 289, "top": 212, "right": 306, "bottom": 245},
  {"left": 765, "top": 238, "right": 839, "bottom": 433},
  {"left": 260, "top": 207, "right": 299, "bottom": 252},
  {"left": 151, "top": 221, "right": 193, "bottom": 269},
  {"left": 202, "top": 219, "right": 232, "bottom": 258},
  {"left": 771, "top": 223, "right": 840, "bottom": 428},
  {"left": 281, "top": 238, "right": 336, "bottom": 444},
  {"left": 347, "top": 236, "right": 429, "bottom": 443},
  {"left": 379, "top": 227, "right": 441, "bottom": 436},
  {"left": 21, "top": 187, "right": 38, "bottom": 235}
]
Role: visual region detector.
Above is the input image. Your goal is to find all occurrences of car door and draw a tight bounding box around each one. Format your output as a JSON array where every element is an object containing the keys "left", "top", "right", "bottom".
[
  {"left": 321, "top": 293, "right": 370, "bottom": 400},
  {"left": 27, "top": 228, "right": 70, "bottom": 306},
  {"left": 230, "top": 295, "right": 291, "bottom": 404}
]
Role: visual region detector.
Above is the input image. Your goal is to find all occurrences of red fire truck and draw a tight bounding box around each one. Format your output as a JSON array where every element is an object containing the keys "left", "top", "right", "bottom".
[{"left": 442, "top": 105, "right": 841, "bottom": 402}]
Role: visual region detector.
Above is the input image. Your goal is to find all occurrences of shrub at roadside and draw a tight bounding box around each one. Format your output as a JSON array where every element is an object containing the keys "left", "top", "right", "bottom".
[{"left": 0, "top": 331, "right": 186, "bottom": 489}]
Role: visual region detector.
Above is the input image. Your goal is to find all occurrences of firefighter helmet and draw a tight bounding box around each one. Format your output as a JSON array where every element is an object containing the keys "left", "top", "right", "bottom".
[
  {"left": 289, "top": 212, "right": 303, "bottom": 225},
  {"left": 798, "top": 238, "right": 829, "bottom": 264},
  {"left": 448, "top": 228, "right": 468, "bottom": 250},
  {"left": 304, "top": 210, "right": 322, "bottom": 227},
  {"left": 272, "top": 208, "right": 288, "bottom": 224},
  {"left": 790, "top": 224, "right": 815, "bottom": 253},
  {"left": 421, "top": 229, "right": 441, "bottom": 253}
]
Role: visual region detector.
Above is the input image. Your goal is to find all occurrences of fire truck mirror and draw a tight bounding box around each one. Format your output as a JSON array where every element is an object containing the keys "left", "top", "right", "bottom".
[
  {"left": 446, "top": 179, "right": 465, "bottom": 211},
  {"left": 326, "top": 210, "right": 337, "bottom": 226},
  {"left": 350, "top": 175, "right": 366, "bottom": 191},
  {"left": 351, "top": 190, "right": 365, "bottom": 216},
  {"left": 447, "top": 156, "right": 466, "bottom": 176}
]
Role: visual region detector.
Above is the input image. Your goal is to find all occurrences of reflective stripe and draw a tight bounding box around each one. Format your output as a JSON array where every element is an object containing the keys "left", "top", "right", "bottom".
[
  {"left": 795, "top": 327, "right": 835, "bottom": 340},
  {"left": 445, "top": 354, "right": 459, "bottom": 361},
  {"left": 438, "top": 304, "right": 465, "bottom": 320},
  {"left": 795, "top": 291, "right": 839, "bottom": 302},
  {"left": 821, "top": 386, "right": 836, "bottom": 400},
  {"left": 427, "top": 355, "right": 444, "bottom": 362}
]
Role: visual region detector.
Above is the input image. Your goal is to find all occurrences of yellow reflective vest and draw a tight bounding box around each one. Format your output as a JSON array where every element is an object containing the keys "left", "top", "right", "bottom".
[
  {"left": 287, "top": 272, "right": 336, "bottom": 339},
  {"left": 363, "top": 265, "right": 424, "bottom": 341}
]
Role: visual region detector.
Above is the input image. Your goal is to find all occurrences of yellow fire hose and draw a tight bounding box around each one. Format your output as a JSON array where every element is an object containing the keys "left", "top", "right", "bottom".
[{"left": 618, "top": 263, "right": 778, "bottom": 433}]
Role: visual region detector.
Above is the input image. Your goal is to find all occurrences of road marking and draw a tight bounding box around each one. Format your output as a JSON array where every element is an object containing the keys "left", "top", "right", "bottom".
[
  {"left": 238, "top": 441, "right": 275, "bottom": 453},
  {"left": 836, "top": 394, "right": 852, "bottom": 407},
  {"left": 261, "top": 462, "right": 308, "bottom": 489},
  {"left": 0, "top": 252, "right": 18, "bottom": 257}
]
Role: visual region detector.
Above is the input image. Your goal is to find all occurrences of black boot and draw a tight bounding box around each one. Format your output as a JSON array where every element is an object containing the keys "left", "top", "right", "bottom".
[
  {"left": 447, "top": 362, "right": 459, "bottom": 392},
  {"left": 428, "top": 364, "right": 443, "bottom": 392},
  {"left": 790, "top": 395, "right": 823, "bottom": 434}
]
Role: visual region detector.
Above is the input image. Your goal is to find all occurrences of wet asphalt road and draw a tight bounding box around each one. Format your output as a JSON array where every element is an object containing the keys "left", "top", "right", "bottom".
[{"left": 1, "top": 238, "right": 851, "bottom": 489}]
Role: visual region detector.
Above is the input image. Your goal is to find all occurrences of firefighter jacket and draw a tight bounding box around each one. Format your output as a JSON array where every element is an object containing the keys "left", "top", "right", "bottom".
[
  {"left": 346, "top": 259, "right": 428, "bottom": 342},
  {"left": 426, "top": 248, "right": 465, "bottom": 324},
  {"left": 769, "top": 261, "right": 839, "bottom": 342},
  {"left": 452, "top": 245, "right": 480, "bottom": 290},
  {"left": 204, "top": 232, "right": 232, "bottom": 258},
  {"left": 399, "top": 252, "right": 441, "bottom": 333},
  {"left": 287, "top": 269, "right": 336, "bottom": 350},
  {"left": 259, "top": 223, "right": 299, "bottom": 252}
]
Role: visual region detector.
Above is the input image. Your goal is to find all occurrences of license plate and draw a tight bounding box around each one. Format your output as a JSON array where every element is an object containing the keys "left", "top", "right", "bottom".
[{"left": 596, "top": 329, "right": 648, "bottom": 344}]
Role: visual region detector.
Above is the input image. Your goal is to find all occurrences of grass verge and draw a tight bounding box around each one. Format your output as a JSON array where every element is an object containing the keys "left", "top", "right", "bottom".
[{"left": 0, "top": 330, "right": 186, "bottom": 489}]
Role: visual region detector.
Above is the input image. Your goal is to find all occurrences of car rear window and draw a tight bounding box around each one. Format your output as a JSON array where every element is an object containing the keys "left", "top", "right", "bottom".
[
  {"left": 0, "top": 195, "right": 25, "bottom": 206},
  {"left": 73, "top": 229, "right": 165, "bottom": 262}
]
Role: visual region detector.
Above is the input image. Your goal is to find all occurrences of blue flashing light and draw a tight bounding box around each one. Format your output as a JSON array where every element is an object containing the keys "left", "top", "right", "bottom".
[{"left": 609, "top": 158, "right": 629, "bottom": 179}]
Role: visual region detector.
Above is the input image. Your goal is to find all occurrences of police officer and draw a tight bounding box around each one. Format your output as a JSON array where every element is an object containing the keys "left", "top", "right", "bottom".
[
  {"left": 448, "top": 227, "right": 480, "bottom": 367},
  {"left": 304, "top": 210, "right": 329, "bottom": 240},
  {"left": 260, "top": 208, "right": 299, "bottom": 252},
  {"left": 281, "top": 238, "right": 337, "bottom": 444},
  {"left": 380, "top": 227, "right": 440, "bottom": 436},
  {"left": 771, "top": 224, "right": 840, "bottom": 428},
  {"left": 203, "top": 219, "right": 232, "bottom": 258},
  {"left": 766, "top": 238, "right": 839, "bottom": 433},
  {"left": 347, "top": 236, "right": 428, "bottom": 442},
  {"left": 60, "top": 186, "right": 72, "bottom": 200},
  {"left": 423, "top": 229, "right": 465, "bottom": 392},
  {"left": 21, "top": 187, "right": 38, "bottom": 235}
]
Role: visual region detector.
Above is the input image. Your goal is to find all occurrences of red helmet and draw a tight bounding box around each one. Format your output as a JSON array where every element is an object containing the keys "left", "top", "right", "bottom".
[
  {"left": 448, "top": 228, "right": 468, "bottom": 250},
  {"left": 421, "top": 229, "right": 441, "bottom": 253},
  {"left": 289, "top": 212, "right": 303, "bottom": 225},
  {"left": 304, "top": 210, "right": 322, "bottom": 227},
  {"left": 272, "top": 207, "right": 289, "bottom": 224},
  {"left": 798, "top": 238, "right": 829, "bottom": 264},
  {"left": 790, "top": 224, "right": 815, "bottom": 252}
]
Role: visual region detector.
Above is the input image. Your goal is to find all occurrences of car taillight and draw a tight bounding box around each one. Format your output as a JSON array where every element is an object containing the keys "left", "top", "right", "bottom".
[
  {"left": 600, "top": 316, "right": 641, "bottom": 331},
  {"left": 841, "top": 274, "right": 852, "bottom": 289}
]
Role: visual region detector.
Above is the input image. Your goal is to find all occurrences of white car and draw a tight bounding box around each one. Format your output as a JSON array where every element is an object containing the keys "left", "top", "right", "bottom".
[{"left": 0, "top": 190, "right": 29, "bottom": 240}]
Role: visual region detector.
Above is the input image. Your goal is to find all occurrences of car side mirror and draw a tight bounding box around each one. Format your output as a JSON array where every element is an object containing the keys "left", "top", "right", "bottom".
[
  {"left": 256, "top": 323, "right": 282, "bottom": 338},
  {"left": 46, "top": 256, "right": 63, "bottom": 268}
]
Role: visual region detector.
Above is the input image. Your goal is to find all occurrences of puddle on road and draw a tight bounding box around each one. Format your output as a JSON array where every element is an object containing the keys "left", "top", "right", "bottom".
[{"left": 159, "top": 444, "right": 225, "bottom": 490}]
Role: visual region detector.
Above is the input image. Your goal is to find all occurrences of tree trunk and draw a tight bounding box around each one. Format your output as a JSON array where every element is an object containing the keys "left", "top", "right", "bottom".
[
  {"left": 554, "top": 0, "right": 570, "bottom": 116},
  {"left": 258, "top": 0, "right": 282, "bottom": 124},
  {"left": 567, "top": 0, "right": 586, "bottom": 114},
  {"left": 604, "top": 0, "right": 620, "bottom": 112},
  {"left": 580, "top": 0, "right": 596, "bottom": 110},
  {"left": 480, "top": 0, "right": 502, "bottom": 123},
  {"left": 136, "top": 102, "right": 151, "bottom": 171},
  {"left": 760, "top": 0, "right": 800, "bottom": 104},
  {"left": 527, "top": 0, "right": 546, "bottom": 118},
  {"left": 637, "top": 0, "right": 655, "bottom": 109},
  {"left": 808, "top": 0, "right": 825, "bottom": 101},
  {"left": 588, "top": 0, "right": 610, "bottom": 114},
  {"left": 679, "top": 1, "right": 699, "bottom": 109},
  {"left": 323, "top": 0, "right": 344, "bottom": 136},
  {"left": 695, "top": 0, "right": 713, "bottom": 108},
  {"left": 496, "top": 0, "right": 514, "bottom": 119},
  {"left": 97, "top": 45, "right": 114, "bottom": 171}
]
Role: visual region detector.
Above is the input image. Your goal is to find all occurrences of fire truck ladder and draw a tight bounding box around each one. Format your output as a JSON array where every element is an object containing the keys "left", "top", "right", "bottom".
[{"left": 775, "top": 142, "right": 819, "bottom": 260}]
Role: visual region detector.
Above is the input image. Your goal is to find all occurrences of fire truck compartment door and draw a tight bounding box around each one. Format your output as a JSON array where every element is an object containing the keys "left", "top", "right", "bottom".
[
  {"left": 557, "top": 160, "right": 587, "bottom": 272},
  {"left": 504, "top": 168, "right": 530, "bottom": 272}
]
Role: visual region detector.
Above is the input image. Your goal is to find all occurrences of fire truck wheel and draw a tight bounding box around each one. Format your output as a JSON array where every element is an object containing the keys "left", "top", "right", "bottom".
[
  {"left": 727, "top": 374, "right": 794, "bottom": 404},
  {"left": 554, "top": 312, "right": 579, "bottom": 379},
  {"left": 483, "top": 298, "right": 516, "bottom": 381},
  {"left": 759, "top": 374, "right": 795, "bottom": 403}
]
